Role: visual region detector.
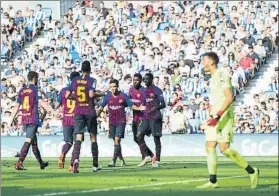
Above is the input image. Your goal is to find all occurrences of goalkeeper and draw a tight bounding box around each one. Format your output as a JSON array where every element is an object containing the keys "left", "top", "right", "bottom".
[{"left": 197, "top": 52, "right": 259, "bottom": 189}]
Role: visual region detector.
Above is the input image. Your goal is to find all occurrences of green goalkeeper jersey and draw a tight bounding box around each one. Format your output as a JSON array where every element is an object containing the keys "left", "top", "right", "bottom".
[{"left": 209, "top": 69, "right": 234, "bottom": 130}]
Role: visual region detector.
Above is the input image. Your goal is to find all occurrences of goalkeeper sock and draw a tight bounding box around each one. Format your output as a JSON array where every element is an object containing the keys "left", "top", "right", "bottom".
[
  {"left": 222, "top": 148, "right": 254, "bottom": 174},
  {"left": 206, "top": 147, "right": 217, "bottom": 183},
  {"left": 245, "top": 165, "right": 255, "bottom": 174}
]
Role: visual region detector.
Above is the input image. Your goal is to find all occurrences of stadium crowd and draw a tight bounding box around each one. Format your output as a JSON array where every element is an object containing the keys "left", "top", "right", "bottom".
[{"left": 1, "top": 1, "right": 278, "bottom": 136}]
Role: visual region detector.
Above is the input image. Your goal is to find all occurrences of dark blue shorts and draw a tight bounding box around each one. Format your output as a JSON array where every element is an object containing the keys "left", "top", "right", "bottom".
[
  {"left": 74, "top": 115, "right": 97, "bottom": 135},
  {"left": 24, "top": 124, "right": 38, "bottom": 140},
  {"left": 109, "top": 124, "right": 126, "bottom": 139},
  {"left": 63, "top": 126, "right": 75, "bottom": 143},
  {"left": 138, "top": 118, "right": 163, "bottom": 137}
]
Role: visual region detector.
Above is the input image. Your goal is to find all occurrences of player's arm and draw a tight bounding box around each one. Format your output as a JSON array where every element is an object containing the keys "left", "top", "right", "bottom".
[
  {"left": 39, "top": 99, "right": 56, "bottom": 114},
  {"left": 94, "top": 91, "right": 106, "bottom": 98},
  {"left": 89, "top": 78, "right": 97, "bottom": 98},
  {"left": 65, "top": 79, "right": 76, "bottom": 100},
  {"left": 155, "top": 87, "right": 166, "bottom": 110},
  {"left": 10, "top": 92, "right": 22, "bottom": 126},
  {"left": 207, "top": 74, "right": 233, "bottom": 126},
  {"left": 54, "top": 89, "right": 63, "bottom": 110},
  {"left": 123, "top": 93, "right": 145, "bottom": 111},
  {"left": 96, "top": 92, "right": 109, "bottom": 117},
  {"left": 10, "top": 103, "right": 20, "bottom": 127}
]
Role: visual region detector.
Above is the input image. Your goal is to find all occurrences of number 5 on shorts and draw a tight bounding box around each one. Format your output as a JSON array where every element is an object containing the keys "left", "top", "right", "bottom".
[{"left": 77, "top": 86, "right": 86, "bottom": 102}]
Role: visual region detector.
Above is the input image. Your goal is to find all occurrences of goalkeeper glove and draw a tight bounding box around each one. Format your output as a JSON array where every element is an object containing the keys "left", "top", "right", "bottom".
[{"left": 207, "top": 111, "right": 224, "bottom": 126}]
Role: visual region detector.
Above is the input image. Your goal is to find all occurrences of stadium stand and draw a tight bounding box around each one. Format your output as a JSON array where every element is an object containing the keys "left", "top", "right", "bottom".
[{"left": 1, "top": 1, "right": 278, "bottom": 136}]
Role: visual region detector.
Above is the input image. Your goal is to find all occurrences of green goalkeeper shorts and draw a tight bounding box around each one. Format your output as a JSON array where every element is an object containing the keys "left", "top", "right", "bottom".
[{"left": 205, "top": 117, "right": 234, "bottom": 143}]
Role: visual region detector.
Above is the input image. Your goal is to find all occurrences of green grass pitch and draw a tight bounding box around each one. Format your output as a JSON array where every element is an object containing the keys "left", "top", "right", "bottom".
[{"left": 1, "top": 157, "right": 278, "bottom": 196}]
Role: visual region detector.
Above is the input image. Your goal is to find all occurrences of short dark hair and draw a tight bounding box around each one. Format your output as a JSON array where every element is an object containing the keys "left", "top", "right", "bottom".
[
  {"left": 27, "top": 71, "right": 39, "bottom": 82},
  {"left": 145, "top": 73, "right": 154, "bottom": 80},
  {"left": 110, "top": 79, "right": 119, "bottom": 87},
  {"left": 203, "top": 52, "right": 219, "bottom": 65},
  {"left": 134, "top": 73, "right": 142, "bottom": 80},
  {"left": 70, "top": 71, "right": 80, "bottom": 81},
  {"left": 81, "top": 60, "right": 91, "bottom": 73}
]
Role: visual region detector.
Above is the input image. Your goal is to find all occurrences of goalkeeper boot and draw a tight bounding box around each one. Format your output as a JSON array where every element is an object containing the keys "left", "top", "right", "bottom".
[
  {"left": 249, "top": 168, "right": 259, "bottom": 189},
  {"left": 196, "top": 181, "right": 218, "bottom": 189}
]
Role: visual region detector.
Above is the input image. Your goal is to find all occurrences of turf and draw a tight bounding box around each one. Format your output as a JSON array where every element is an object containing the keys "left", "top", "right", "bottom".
[{"left": 1, "top": 157, "right": 278, "bottom": 196}]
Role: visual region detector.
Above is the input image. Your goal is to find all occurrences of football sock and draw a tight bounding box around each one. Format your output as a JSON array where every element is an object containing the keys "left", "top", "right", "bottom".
[
  {"left": 91, "top": 142, "right": 98, "bottom": 167},
  {"left": 209, "top": 175, "right": 217, "bottom": 184},
  {"left": 118, "top": 144, "right": 124, "bottom": 161},
  {"left": 138, "top": 136, "right": 149, "bottom": 158},
  {"left": 32, "top": 141, "right": 43, "bottom": 165},
  {"left": 71, "top": 140, "right": 82, "bottom": 163},
  {"left": 147, "top": 146, "right": 154, "bottom": 158},
  {"left": 222, "top": 148, "right": 252, "bottom": 173},
  {"left": 154, "top": 136, "right": 161, "bottom": 161},
  {"left": 206, "top": 147, "right": 218, "bottom": 183},
  {"left": 62, "top": 143, "right": 72, "bottom": 156},
  {"left": 245, "top": 165, "right": 255, "bottom": 174},
  {"left": 113, "top": 144, "right": 121, "bottom": 162},
  {"left": 19, "top": 142, "right": 31, "bottom": 163}
]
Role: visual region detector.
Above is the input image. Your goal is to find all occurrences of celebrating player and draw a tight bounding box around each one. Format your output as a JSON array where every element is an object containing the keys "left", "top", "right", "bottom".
[
  {"left": 10, "top": 71, "right": 56, "bottom": 170},
  {"left": 197, "top": 52, "right": 259, "bottom": 189},
  {"left": 129, "top": 73, "right": 154, "bottom": 160},
  {"left": 55, "top": 71, "right": 80, "bottom": 170},
  {"left": 137, "top": 73, "right": 166, "bottom": 167},
  {"left": 67, "top": 60, "right": 101, "bottom": 173},
  {"left": 97, "top": 79, "right": 145, "bottom": 167}
]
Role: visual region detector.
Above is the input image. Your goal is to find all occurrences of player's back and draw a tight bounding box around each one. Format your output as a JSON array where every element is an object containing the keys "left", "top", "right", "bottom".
[
  {"left": 59, "top": 86, "right": 75, "bottom": 126},
  {"left": 71, "top": 75, "right": 96, "bottom": 116},
  {"left": 17, "top": 84, "right": 39, "bottom": 125}
]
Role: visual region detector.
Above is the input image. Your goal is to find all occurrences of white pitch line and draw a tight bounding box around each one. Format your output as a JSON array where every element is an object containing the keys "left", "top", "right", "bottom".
[{"left": 31, "top": 175, "right": 247, "bottom": 196}]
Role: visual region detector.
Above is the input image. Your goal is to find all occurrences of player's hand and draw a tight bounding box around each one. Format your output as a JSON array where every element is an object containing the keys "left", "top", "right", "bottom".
[
  {"left": 207, "top": 117, "right": 219, "bottom": 126},
  {"left": 207, "top": 111, "right": 223, "bottom": 127},
  {"left": 138, "top": 105, "right": 146, "bottom": 111}
]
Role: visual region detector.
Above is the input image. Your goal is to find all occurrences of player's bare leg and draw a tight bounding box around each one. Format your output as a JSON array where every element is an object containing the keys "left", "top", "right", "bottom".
[
  {"left": 16, "top": 138, "right": 32, "bottom": 170},
  {"left": 71, "top": 133, "right": 83, "bottom": 173},
  {"left": 137, "top": 133, "right": 152, "bottom": 167},
  {"left": 219, "top": 143, "right": 259, "bottom": 189},
  {"left": 90, "top": 133, "right": 102, "bottom": 172},
  {"left": 197, "top": 141, "right": 218, "bottom": 188},
  {"left": 59, "top": 142, "right": 72, "bottom": 169}
]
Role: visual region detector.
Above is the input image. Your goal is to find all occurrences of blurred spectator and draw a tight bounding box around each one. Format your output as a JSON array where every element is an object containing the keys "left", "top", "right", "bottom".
[{"left": 1, "top": 1, "right": 278, "bottom": 136}]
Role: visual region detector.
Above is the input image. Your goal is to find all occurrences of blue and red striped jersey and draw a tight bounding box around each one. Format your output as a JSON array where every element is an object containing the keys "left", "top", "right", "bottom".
[
  {"left": 57, "top": 87, "right": 75, "bottom": 126},
  {"left": 69, "top": 75, "right": 96, "bottom": 116},
  {"left": 100, "top": 92, "right": 134, "bottom": 126},
  {"left": 129, "top": 86, "right": 145, "bottom": 123},
  {"left": 17, "top": 84, "right": 40, "bottom": 125},
  {"left": 143, "top": 85, "right": 165, "bottom": 120}
]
